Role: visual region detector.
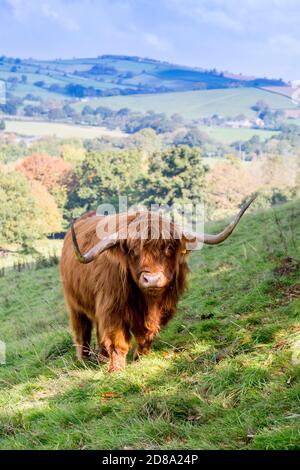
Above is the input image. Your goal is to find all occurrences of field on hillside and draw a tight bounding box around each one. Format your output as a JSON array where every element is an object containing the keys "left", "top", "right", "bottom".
[
  {"left": 1, "top": 55, "right": 285, "bottom": 101},
  {"left": 75, "top": 88, "right": 296, "bottom": 120},
  {"left": 0, "top": 240, "right": 63, "bottom": 271},
  {"left": 4, "top": 120, "right": 126, "bottom": 139},
  {"left": 3, "top": 119, "right": 278, "bottom": 144},
  {"left": 287, "top": 118, "right": 300, "bottom": 127},
  {"left": 1, "top": 201, "right": 300, "bottom": 450},
  {"left": 200, "top": 126, "right": 279, "bottom": 144}
]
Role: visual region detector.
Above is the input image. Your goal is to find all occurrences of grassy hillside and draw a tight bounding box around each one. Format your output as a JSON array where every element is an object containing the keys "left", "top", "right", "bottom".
[
  {"left": 3, "top": 119, "right": 278, "bottom": 144},
  {"left": 199, "top": 126, "right": 279, "bottom": 144},
  {"left": 75, "top": 88, "right": 296, "bottom": 120},
  {"left": 0, "top": 201, "right": 300, "bottom": 450},
  {"left": 0, "top": 55, "right": 286, "bottom": 100}
]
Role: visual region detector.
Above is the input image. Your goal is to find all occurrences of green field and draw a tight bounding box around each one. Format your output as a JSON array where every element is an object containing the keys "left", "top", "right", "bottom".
[
  {"left": 1, "top": 201, "right": 300, "bottom": 449},
  {"left": 200, "top": 126, "right": 279, "bottom": 144},
  {"left": 3, "top": 119, "right": 278, "bottom": 144},
  {"left": 4, "top": 120, "right": 126, "bottom": 139},
  {"left": 287, "top": 118, "right": 300, "bottom": 127},
  {"left": 75, "top": 88, "right": 297, "bottom": 120},
  {"left": 1, "top": 55, "right": 270, "bottom": 101}
]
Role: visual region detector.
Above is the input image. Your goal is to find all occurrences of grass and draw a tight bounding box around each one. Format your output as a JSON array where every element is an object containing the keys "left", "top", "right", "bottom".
[
  {"left": 0, "top": 201, "right": 300, "bottom": 450},
  {"left": 199, "top": 126, "right": 279, "bottom": 144},
  {"left": 3, "top": 119, "right": 278, "bottom": 144},
  {"left": 287, "top": 118, "right": 300, "bottom": 127},
  {"left": 0, "top": 239, "right": 63, "bottom": 271},
  {"left": 4, "top": 120, "right": 126, "bottom": 139},
  {"left": 74, "top": 88, "right": 297, "bottom": 120}
]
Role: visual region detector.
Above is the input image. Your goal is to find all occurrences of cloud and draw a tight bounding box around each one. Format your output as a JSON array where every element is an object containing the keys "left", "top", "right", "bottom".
[
  {"left": 5, "top": 0, "right": 80, "bottom": 31},
  {"left": 1, "top": 0, "right": 300, "bottom": 79},
  {"left": 164, "top": 0, "right": 243, "bottom": 32},
  {"left": 143, "top": 33, "right": 171, "bottom": 52}
]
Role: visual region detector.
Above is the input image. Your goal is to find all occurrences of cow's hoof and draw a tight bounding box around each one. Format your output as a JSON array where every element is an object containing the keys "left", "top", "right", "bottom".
[
  {"left": 133, "top": 348, "right": 140, "bottom": 361},
  {"left": 108, "top": 364, "right": 125, "bottom": 373}
]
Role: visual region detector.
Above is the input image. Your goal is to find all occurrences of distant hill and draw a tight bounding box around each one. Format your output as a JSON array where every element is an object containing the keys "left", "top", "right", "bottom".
[
  {"left": 0, "top": 54, "right": 287, "bottom": 101},
  {"left": 74, "top": 87, "right": 297, "bottom": 121}
]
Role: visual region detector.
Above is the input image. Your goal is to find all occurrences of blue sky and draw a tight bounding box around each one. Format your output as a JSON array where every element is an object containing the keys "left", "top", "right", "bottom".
[{"left": 0, "top": 0, "right": 300, "bottom": 80}]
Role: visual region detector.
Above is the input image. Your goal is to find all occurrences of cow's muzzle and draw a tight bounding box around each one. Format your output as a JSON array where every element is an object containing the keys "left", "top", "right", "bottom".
[{"left": 139, "top": 272, "right": 167, "bottom": 290}]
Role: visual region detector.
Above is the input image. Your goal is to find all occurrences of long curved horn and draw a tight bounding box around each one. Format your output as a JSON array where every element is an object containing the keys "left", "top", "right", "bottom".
[
  {"left": 71, "top": 221, "right": 119, "bottom": 264},
  {"left": 71, "top": 212, "right": 147, "bottom": 264},
  {"left": 183, "top": 193, "right": 257, "bottom": 245}
]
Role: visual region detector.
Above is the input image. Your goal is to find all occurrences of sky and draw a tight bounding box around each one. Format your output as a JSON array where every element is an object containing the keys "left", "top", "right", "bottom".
[{"left": 0, "top": 0, "right": 300, "bottom": 81}]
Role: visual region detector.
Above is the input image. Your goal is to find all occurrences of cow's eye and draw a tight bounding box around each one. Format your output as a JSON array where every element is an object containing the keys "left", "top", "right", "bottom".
[
  {"left": 130, "top": 248, "right": 139, "bottom": 258},
  {"left": 165, "top": 244, "right": 173, "bottom": 256}
]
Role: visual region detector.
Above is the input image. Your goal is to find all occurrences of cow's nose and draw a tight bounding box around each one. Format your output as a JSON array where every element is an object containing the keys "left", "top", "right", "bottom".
[{"left": 140, "top": 272, "right": 164, "bottom": 288}]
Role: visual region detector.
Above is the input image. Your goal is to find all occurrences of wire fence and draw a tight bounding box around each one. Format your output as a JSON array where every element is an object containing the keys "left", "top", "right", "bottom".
[{"left": 0, "top": 252, "right": 60, "bottom": 277}]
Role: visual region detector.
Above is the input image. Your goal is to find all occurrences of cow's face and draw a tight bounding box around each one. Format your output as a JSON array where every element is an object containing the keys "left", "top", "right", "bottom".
[{"left": 126, "top": 239, "right": 182, "bottom": 295}]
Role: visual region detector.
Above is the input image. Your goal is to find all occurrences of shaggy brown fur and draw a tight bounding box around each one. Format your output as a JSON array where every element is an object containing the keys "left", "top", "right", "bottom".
[{"left": 60, "top": 212, "right": 189, "bottom": 372}]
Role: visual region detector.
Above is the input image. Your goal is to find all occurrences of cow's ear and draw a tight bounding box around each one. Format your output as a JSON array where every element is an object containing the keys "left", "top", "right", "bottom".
[
  {"left": 178, "top": 240, "right": 187, "bottom": 263},
  {"left": 181, "top": 235, "right": 198, "bottom": 253},
  {"left": 179, "top": 237, "right": 195, "bottom": 262}
]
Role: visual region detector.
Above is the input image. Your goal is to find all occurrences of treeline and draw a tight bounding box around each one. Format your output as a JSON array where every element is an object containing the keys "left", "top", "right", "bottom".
[
  {"left": 0, "top": 95, "right": 185, "bottom": 134},
  {"left": 1, "top": 139, "right": 300, "bottom": 249}
]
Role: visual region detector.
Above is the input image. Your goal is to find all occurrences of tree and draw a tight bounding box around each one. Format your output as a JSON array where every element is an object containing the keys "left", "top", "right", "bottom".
[
  {"left": 173, "top": 127, "right": 211, "bottom": 147},
  {"left": 24, "top": 104, "right": 44, "bottom": 117},
  {"left": 0, "top": 169, "right": 44, "bottom": 247},
  {"left": 67, "top": 149, "right": 142, "bottom": 217},
  {"left": 29, "top": 137, "right": 62, "bottom": 157},
  {"left": 206, "top": 159, "right": 257, "bottom": 220},
  {"left": 129, "top": 128, "right": 161, "bottom": 158},
  {"left": 17, "top": 153, "right": 74, "bottom": 213},
  {"left": 17, "top": 153, "right": 73, "bottom": 193},
  {"left": 252, "top": 100, "right": 268, "bottom": 113},
  {"left": 60, "top": 143, "right": 86, "bottom": 165},
  {"left": 81, "top": 105, "right": 95, "bottom": 116},
  {"left": 139, "top": 146, "right": 207, "bottom": 208},
  {"left": 0, "top": 102, "right": 17, "bottom": 115},
  {"left": 48, "top": 108, "right": 65, "bottom": 120},
  {"left": 63, "top": 103, "right": 77, "bottom": 119},
  {"left": 29, "top": 180, "right": 62, "bottom": 233},
  {"left": 0, "top": 142, "right": 27, "bottom": 163},
  {"left": 0, "top": 120, "right": 5, "bottom": 131}
]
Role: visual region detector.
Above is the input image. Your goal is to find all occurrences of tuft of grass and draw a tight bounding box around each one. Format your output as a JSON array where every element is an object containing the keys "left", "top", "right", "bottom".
[{"left": 0, "top": 201, "right": 300, "bottom": 450}]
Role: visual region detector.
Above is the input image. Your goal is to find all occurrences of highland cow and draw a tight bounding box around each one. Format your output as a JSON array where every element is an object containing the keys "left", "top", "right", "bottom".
[{"left": 60, "top": 196, "right": 255, "bottom": 372}]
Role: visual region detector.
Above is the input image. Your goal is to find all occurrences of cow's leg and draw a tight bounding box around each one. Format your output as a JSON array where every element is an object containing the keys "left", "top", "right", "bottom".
[
  {"left": 98, "top": 320, "right": 131, "bottom": 372},
  {"left": 69, "top": 309, "right": 93, "bottom": 360},
  {"left": 133, "top": 327, "right": 160, "bottom": 361},
  {"left": 134, "top": 308, "right": 176, "bottom": 359},
  {"left": 95, "top": 322, "right": 109, "bottom": 363}
]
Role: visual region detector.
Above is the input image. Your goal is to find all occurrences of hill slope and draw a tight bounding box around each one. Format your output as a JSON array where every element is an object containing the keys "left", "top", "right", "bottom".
[
  {"left": 0, "top": 54, "right": 286, "bottom": 100},
  {"left": 74, "top": 87, "right": 297, "bottom": 120},
  {"left": 0, "top": 201, "right": 300, "bottom": 450}
]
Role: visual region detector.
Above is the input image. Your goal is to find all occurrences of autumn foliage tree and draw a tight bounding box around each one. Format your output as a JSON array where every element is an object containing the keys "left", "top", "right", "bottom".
[
  {"left": 206, "top": 155, "right": 299, "bottom": 220},
  {"left": 17, "top": 153, "right": 73, "bottom": 193},
  {"left": 17, "top": 153, "right": 74, "bottom": 214},
  {"left": 29, "top": 180, "right": 62, "bottom": 234}
]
